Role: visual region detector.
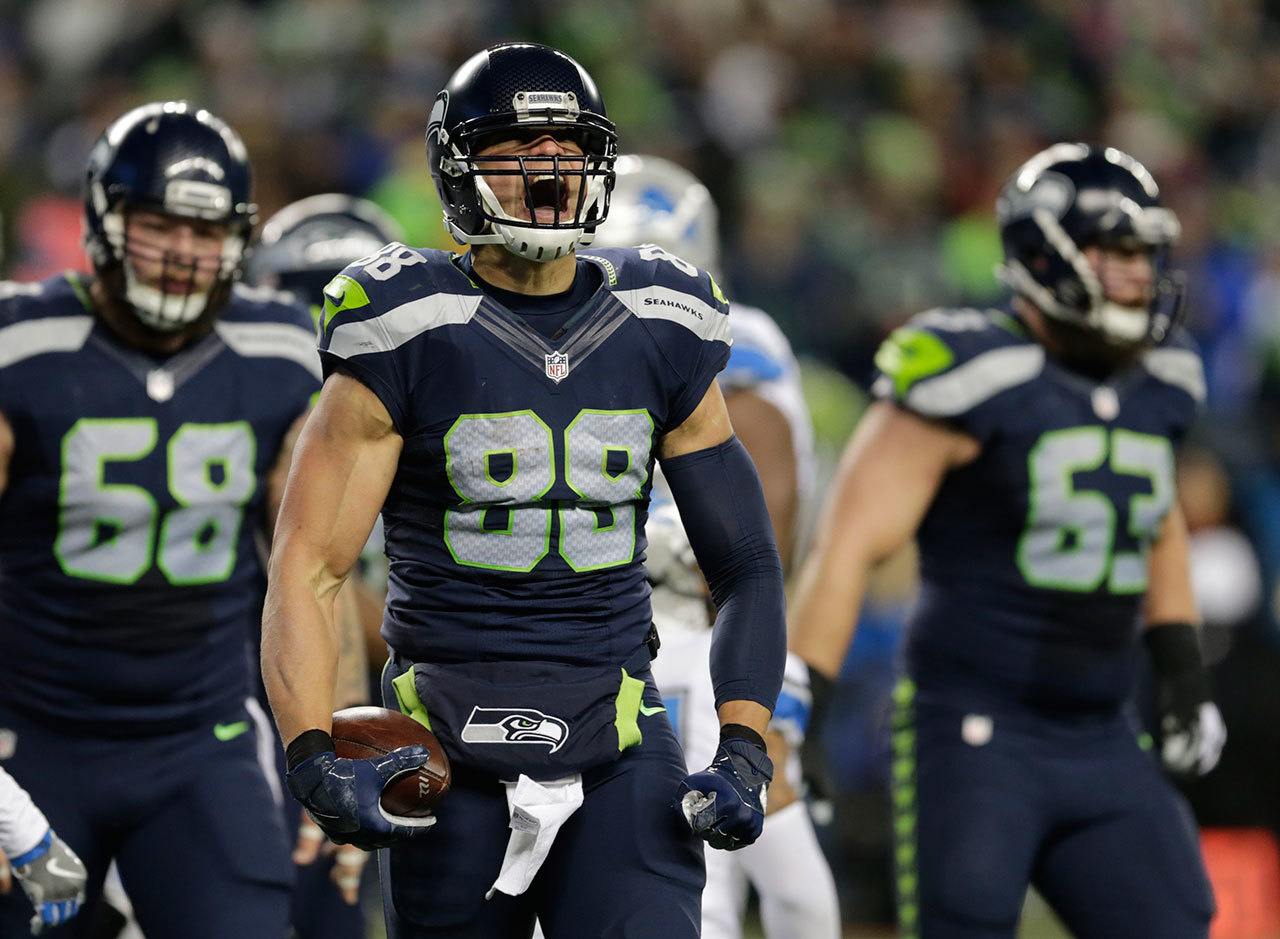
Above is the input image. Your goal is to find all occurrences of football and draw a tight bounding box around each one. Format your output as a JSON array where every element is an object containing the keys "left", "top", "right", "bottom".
[{"left": 331, "top": 706, "right": 451, "bottom": 817}]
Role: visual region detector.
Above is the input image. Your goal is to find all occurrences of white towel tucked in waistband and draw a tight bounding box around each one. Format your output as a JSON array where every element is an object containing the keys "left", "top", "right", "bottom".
[{"left": 487, "top": 774, "right": 584, "bottom": 899}]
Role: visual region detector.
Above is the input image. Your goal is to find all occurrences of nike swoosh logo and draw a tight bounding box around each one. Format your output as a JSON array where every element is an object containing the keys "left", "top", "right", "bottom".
[
  {"left": 638, "top": 703, "right": 667, "bottom": 717},
  {"left": 43, "top": 856, "right": 83, "bottom": 881},
  {"left": 213, "top": 721, "right": 250, "bottom": 742}
]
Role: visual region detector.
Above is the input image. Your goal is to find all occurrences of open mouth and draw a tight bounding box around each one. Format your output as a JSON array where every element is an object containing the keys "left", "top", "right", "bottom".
[{"left": 526, "top": 175, "right": 570, "bottom": 223}]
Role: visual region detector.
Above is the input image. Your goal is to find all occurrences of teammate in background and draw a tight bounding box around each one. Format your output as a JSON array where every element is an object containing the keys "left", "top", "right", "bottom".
[
  {"left": 591, "top": 155, "right": 839, "bottom": 939},
  {"left": 790, "top": 143, "right": 1223, "bottom": 937},
  {"left": 0, "top": 102, "right": 319, "bottom": 935},
  {"left": 248, "top": 193, "right": 407, "bottom": 930},
  {"left": 0, "top": 767, "right": 86, "bottom": 934},
  {"left": 262, "top": 42, "right": 786, "bottom": 938}
]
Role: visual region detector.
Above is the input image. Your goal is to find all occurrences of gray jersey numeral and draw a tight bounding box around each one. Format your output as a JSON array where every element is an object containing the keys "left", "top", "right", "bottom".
[
  {"left": 442, "top": 409, "right": 654, "bottom": 573},
  {"left": 54, "top": 419, "right": 256, "bottom": 585},
  {"left": 1016, "top": 427, "right": 1173, "bottom": 593}
]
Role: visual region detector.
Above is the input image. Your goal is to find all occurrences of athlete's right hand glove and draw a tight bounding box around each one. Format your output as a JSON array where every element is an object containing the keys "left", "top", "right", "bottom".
[
  {"left": 11, "top": 830, "right": 86, "bottom": 935},
  {"left": 286, "top": 738, "right": 437, "bottom": 851},
  {"left": 1145, "top": 622, "right": 1227, "bottom": 778},
  {"left": 677, "top": 726, "right": 773, "bottom": 851}
]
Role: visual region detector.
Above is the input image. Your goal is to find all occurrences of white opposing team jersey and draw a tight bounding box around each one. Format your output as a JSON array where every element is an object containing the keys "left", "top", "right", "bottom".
[
  {"left": 0, "top": 765, "right": 49, "bottom": 858},
  {"left": 719, "top": 303, "right": 815, "bottom": 526}
]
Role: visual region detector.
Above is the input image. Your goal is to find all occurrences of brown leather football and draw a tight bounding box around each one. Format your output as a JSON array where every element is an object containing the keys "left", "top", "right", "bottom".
[{"left": 331, "top": 706, "right": 451, "bottom": 817}]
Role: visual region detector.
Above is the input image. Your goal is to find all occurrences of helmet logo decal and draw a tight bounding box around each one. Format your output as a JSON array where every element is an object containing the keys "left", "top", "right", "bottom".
[{"left": 427, "top": 91, "right": 450, "bottom": 148}]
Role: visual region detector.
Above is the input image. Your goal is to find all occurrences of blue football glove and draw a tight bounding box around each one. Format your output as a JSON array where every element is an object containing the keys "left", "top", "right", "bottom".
[
  {"left": 10, "top": 830, "right": 86, "bottom": 934},
  {"left": 677, "top": 732, "right": 773, "bottom": 851},
  {"left": 286, "top": 746, "right": 437, "bottom": 851}
]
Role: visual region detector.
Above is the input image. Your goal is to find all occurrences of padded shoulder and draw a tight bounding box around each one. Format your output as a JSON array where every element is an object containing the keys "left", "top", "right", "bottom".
[
  {"left": 721, "top": 303, "right": 793, "bottom": 389},
  {"left": 872, "top": 307, "right": 1044, "bottom": 420},
  {"left": 581, "top": 245, "right": 731, "bottom": 346},
  {"left": 1141, "top": 326, "right": 1205, "bottom": 405},
  {"left": 318, "top": 244, "right": 481, "bottom": 360},
  {"left": 0, "top": 274, "right": 95, "bottom": 370},
  {"left": 217, "top": 284, "right": 322, "bottom": 381}
]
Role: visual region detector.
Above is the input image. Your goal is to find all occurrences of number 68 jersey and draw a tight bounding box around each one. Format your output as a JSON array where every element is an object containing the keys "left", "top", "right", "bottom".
[
  {"left": 871, "top": 307, "right": 1204, "bottom": 713},
  {"left": 318, "top": 244, "right": 730, "bottom": 668},
  {"left": 0, "top": 274, "right": 320, "bottom": 732}
]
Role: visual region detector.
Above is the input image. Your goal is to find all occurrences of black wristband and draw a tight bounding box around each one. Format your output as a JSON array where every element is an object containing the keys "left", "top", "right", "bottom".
[
  {"left": 1144, "top": 622, "right": 1211, "bottom": 703},
  {"left": 1144, "top": 622, "right": 1203, "bottom": 676},
  {"left": 720, "top": 723, "right": 767, "bottom": 752},
  {"left": 285, "top": 729, "right": 335, "bottom": 771},
  {"left": 807, "top": 663, "right": 835, "bottom": 734}
]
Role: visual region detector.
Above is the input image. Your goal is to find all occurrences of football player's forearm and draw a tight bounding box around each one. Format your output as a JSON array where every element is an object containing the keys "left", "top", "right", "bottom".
[
  {"left": 1144, "top": 504, "right": 1198, "bottom": 626},
  {"left": 788, "top": 548, "right": 872, "bottom": 680},
  {"left": 261, "top": 553, "right": 343, "bottom": 745},
  {"left": 0, "top": 409, "right": 12, "bottom": 498},
  {"left": 665, "top": 437, "right": 787, "bottom": 712}
]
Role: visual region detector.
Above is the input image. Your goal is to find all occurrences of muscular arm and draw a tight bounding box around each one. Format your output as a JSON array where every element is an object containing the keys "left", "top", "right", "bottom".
[
  {"left": 261, "top": 373, "right": 402, "bottom": 745},
  {"left": 723, "top": 389, "right": 799, "bottom": 573},
  {"left": 789, "top": 401, "right": 978, "bottom": 679},
  {"left": 266, "top": 408, "right": 371, "bottom": 710},
  {"left": 1143, "top": 502, "right": 1198, "bottom": 627},
  {"left": 0, "top": 409, "right": 12, "bottom": 498},
  {"left": 660, "top": 382, "right": 778, "bottom": 737}
]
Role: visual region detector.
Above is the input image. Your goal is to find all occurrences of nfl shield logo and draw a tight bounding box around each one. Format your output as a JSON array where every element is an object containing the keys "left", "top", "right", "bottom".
[{"left": 545, "top": 351, "right": 569, "bottom": 382}]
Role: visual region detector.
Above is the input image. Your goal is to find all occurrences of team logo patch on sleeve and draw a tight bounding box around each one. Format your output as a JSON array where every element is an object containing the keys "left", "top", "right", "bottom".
[
  {"left": 460, "top": 707, "right": 569, "bottom": 752},
  {"left": 544, "top": 351, "right": 569, "bottom": 382}
]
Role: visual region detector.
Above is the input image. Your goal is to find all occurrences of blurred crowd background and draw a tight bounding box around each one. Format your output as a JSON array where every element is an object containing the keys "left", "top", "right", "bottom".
[{"left": 5, "top": 0, "right": 1280, "bottom": 934}]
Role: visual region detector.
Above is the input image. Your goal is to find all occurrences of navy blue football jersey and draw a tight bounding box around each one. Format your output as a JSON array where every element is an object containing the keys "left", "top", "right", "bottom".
[
  {"left": 0, "top": 274, "right": 320, "bottom": 732},
  {"left": 317, "top": 243, "right": 731, "bottom": 668},
  {"left": 872, "top": 308, "right": 1204, "bottom": 712}
]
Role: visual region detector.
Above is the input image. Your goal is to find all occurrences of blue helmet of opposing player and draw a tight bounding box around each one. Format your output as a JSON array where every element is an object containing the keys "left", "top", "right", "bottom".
[
  {"left": 83, "top": 101, "right": 257, "bottom": 333},
  {"left": 426, "top": 42, "right": 618, "bottom": 262},
  {"left": 591, "top": 154, "right": 721, "bottom": 279},
  {"left": 248, "top": 193, "right": 404, "bottom": 301},
  {"left": 996, "top": 143, "right": 1183, "bottom": 350}
]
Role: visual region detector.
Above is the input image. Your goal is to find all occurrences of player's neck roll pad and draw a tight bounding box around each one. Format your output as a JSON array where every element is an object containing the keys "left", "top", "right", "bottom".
[{"left": 387, "top": 649, "right": 652, "bottom": 781}]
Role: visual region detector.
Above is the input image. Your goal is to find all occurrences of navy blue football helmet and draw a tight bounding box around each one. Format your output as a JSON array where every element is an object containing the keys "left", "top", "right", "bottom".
[
  {"left": 248, "top": 193, "right": 404, "bottom": 302},
  {"left": 84, "top": 101, "right": 257, "bottom": 332},
  {"left": 997, "top": 142, "right": 1183, "bottom": 347},
  {"left": 427, "top": 42, "right": 617, "bottom": 262}
]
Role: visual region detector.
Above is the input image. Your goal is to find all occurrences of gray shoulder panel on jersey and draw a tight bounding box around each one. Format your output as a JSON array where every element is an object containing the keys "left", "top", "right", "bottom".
[
  {"left": 613, "top": 286, "right": 731, "bottom": 344},
  {"left": 1142, "top": 347, "right": 1206, "bottom": 403},
  {"left": 215, "top": 321, "right": 322, "bottom": 381},
  {"left": 326, "top": 293, "right": 482, "bottom": 358},
  {"left": 0, "top": 315, "right": 94, "bottom": 369},
  {"left": 905, "top": 345, "right": 1045, "bottom": 417}
]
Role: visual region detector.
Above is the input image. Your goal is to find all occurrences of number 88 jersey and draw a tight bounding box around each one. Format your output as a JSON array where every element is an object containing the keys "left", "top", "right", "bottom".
[
  {"left": 318, "top": 244, "right": 730, "bottom": 668},
  {"left": 870, "top": 306, "right": 1204, "bottom": 712}
]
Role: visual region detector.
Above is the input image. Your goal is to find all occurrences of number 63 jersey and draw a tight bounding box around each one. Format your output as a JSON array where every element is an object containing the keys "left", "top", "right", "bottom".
[
  {"left": 0, "top": 275, "right": 320, "bottom": 732},
  {"left": 318, "top": 245, "right": 730, "bottom": 668},
  {"left": 871, "top": 307, "right": 1205, "bottom": 713}
]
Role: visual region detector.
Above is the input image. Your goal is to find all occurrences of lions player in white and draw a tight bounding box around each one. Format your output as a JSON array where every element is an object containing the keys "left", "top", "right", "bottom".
[
  {"left": 594, "top": 156, "right": 839, "bottom": 939},
  {"left": 0, "top": 767, "right": 86, "bottom": 932}
]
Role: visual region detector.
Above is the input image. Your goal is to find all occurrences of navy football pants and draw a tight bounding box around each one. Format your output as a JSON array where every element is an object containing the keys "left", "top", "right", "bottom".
[
  {"left": 0, "top": 700, "right": 292, "bottom": 938},
  {"left": 890, "top": 680, "right": 1214, "bottom": 939},
  {"left": 378, "top": 660, "right": 704, "bottom": 939}
]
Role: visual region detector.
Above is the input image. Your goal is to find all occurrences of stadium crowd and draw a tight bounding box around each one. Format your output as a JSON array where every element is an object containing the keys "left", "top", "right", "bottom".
[{"left": 3, "top": 0, "right": 1280, "bottom": 934}]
